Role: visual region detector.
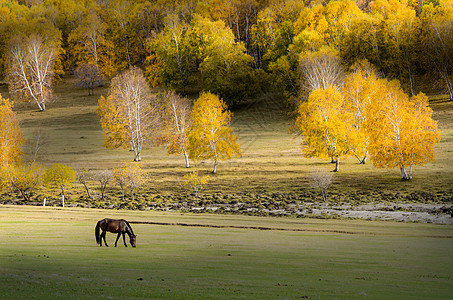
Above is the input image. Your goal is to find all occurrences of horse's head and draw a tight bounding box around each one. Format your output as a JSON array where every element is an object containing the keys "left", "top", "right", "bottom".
[{"left": 130, "top": 234, "right": 136, "bottom": 247}]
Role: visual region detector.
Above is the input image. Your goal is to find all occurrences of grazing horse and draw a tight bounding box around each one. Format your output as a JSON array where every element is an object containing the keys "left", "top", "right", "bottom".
[{"left": 95, "top": 218, "right": 136, "bottom": 247}]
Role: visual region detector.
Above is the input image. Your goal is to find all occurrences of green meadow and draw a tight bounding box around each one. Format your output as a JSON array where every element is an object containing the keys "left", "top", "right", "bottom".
[{"left": 1, "top": 205, "right": 453, "bottom": 299}]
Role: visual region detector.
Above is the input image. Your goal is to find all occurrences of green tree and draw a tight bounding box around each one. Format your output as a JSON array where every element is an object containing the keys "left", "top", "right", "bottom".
[
  {"left": 148, "top": 13, "right": 196, "bottom": 94},
  {"left": 192, "top": 15, "right": 260, "bottom": 106}
]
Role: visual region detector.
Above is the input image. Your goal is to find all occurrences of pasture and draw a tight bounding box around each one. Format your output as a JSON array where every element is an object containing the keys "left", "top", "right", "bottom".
[{"left": 1, "top": 205, "right": 453, "bottom": 299}]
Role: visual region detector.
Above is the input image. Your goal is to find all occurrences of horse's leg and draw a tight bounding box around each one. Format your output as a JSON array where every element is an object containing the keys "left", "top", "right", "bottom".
[
  {"left": 115, "top": 233, "right": 121, "bottom": 247},
  {"left": 122, "top": 233, "right": 127, "bottom": 247},
  {"left": 102, "top": 231, "right": 109, "bottom": 247},
  {"left": 99, "top": 230, "right": 104, "bottom": 247}
]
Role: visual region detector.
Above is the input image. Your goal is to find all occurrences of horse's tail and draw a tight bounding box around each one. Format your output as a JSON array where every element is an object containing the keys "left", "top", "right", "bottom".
[
  {"left": 124, "top": 219, "right": 135, "bottom": 236},
  {"left": 95, "top": 220, "right": 101, "bottom": 244}
]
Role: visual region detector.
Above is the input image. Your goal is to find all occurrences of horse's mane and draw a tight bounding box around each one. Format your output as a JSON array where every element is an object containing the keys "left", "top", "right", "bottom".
[{"left": 123, "top": 220, "right": 135, "bottom": 236}]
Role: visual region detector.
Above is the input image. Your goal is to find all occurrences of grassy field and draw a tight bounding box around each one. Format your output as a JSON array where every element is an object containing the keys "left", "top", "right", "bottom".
[
  {"left": 1, "top": 76, "right": 452, "bottom": 205},
  {"left": 1, "top": 205, "right": 453, "bottom": 299}
]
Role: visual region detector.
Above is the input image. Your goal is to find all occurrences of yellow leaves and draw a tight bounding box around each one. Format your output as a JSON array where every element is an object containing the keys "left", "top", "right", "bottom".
[
  {"left": 365, "top": 80, "right": 440, "bottom": 177},
  {"left": 97, "top": 95, "right": 129, "bottom": 149},
  {"left": 43, "top": 163, "right": 76, "bottom": 189},
  {"left": 113, "top": 162, "right": 145, "bottom": 189},
  {"left": 296, "top": 86, "right": 351, "bottom": 160},
  {"left": 188, "top": 92, "right": 241, "bottom": 172},
  {"left": 183, "top": 171, "right": 209, "bottom": 194},
  {"left": 296, "top": 69, "right": 440, "bottom": 178},
  {"left": 0, "top": 95, "right": 23, "bottom": 167},
  {"left": 0, "top": 162, "right": 44, "bottom": 200}
]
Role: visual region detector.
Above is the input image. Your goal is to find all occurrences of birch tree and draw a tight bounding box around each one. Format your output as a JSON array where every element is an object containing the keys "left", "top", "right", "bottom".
[
  {"left": 97, "top": 67, "right": 159, "bottom": 161},
  {"left": 366, "top": 79, "right": 440, "bottom": 180},
  {"left": 188, "top": 92, "right": 241, "bottom": 174},
  {"left": 43, "top": 163, "right": 76, "bottom": 207},
  {"left": 296, "top": 86, "right": 352, "bottom": 172},
  {"left": 300, "top": 49, "right": 345, "bottom": 93},
  {"left": 7, "top": 34, "right": 56, "bottom": 111},
  {"left": 161, "top": 91, "right": 192, "bottom": 168}
]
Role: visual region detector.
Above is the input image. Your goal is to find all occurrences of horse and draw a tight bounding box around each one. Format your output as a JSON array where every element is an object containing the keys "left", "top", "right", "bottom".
[{"left": 95, "top": 218, "right": 136, "bottom": 247}]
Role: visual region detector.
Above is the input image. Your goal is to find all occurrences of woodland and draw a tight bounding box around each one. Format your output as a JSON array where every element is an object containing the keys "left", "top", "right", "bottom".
[{"left": 0, "top": 0, "right": 451, "bottom": 212}]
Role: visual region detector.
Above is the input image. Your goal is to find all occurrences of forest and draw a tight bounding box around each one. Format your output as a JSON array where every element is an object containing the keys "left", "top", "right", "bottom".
[
  {"left": 0, "top": 0, "right": 450, "bottom": 208},
  {"left": 0, "top": 0, "right": 452, "bottom": 101}
]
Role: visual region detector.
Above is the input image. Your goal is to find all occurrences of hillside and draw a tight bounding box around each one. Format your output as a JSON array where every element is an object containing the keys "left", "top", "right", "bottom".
[{"left": 1, "top": 77, "right": 452, "bottom": 222}]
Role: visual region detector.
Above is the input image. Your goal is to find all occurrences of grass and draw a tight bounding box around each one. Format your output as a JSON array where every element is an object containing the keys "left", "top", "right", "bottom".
[
  {"left": 1, "top": 205, "right": 453, "bottom": 299},
  {"left": 0, "top": 76, "right": 452, "bottom": 204}
]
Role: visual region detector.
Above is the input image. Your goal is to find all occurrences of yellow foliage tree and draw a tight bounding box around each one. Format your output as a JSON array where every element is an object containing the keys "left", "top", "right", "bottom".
[
  {"left": 341, "top": 67, "right": 378, "bottom": 164},
  {"left": 183, "top": 170, "right": 209, "bottom": 200},
  {"left": 68, "top": 10, "right": 116, "bottom": 77},
  {"left": 113, "top": 163, "right": 145, "bottom": 201},
  {"left": 296, "top": 86, "right": 353, "bottom": 172},
  {"left": 97, "top": 67, "right": 159, "bottom": 161},
  {"left": 43, "top": 163, "right": 76, "bottom": 207},
  {"left": 188, "top": 92, "right": 241, "bottom": 174},
  {"left": 0, "top": 95, "right": 23, "bottom": 167},
  {"left": 160, "top": 91, "right": 192, "bottom": 168},
  {"left": 366, "top": 79, "right": 440, "bottom": 180},
  {"left": 0, "top": 162, "right": 44, "bottom": 202}
]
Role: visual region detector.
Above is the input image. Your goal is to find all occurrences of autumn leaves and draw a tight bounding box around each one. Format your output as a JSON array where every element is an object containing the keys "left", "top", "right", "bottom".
[
  {"left": 296, "top": 59, "right": 440, "bottom": 180},
  {"left": 97, "top": 68, "right": 241, "bottom": 173}
]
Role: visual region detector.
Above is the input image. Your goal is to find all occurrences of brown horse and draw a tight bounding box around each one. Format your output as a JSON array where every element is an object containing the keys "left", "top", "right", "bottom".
[{"left": 95, "top": 218, "right": 136, "bottom": 247}]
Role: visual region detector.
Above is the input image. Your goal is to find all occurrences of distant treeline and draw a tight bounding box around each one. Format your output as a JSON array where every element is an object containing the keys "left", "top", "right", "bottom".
[{"left": 1, "top": 0, "right": 453, "bottom": 104}]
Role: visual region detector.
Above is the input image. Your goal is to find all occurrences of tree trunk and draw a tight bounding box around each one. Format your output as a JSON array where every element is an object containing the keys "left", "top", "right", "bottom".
[
  {"left": 83, "top": 183, "right": 92, "bottom": 199},
  {"left": 134, "top": 151, "right": 141, "bottom": 162},
  {"left": 213, "top": 159, "right": 217, "bottom": 174},
  {"left": 61, "top": 186, "right": 65, "bottom": 207},
  {"left": 400, "top": 165, "right": 412, "bottom": 180},
  {"left": 183, "top": 150, "right": 190, "bottom": 168},
  {"left": 360, "top": 152, "right": 368, "bottom": 164},
  {"left": 333, "top": 156, "right": 340, "bottom": 172}
]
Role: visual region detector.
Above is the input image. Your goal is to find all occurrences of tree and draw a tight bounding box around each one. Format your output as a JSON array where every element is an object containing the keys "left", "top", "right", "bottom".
[
  {"left": 113, "top": 163, "right": 145, "bottom": 201},
  {"left": 0, "top": 95, "right": 23, "bottom": 167},
  {"left": 296, "top": 86, "right": 352, "bottom": 172},
  {"left": 299, "top": 49, "right": 345, "bottom": 94},
  {"left": 192, "top": 15, "right": 259, "bottom": 106},
  {"left": 74, "top": 63, "right": 105, "bottom": 96},
  {"left": 311, "top": 168, "right": 334, "bottom": 202},
  {"left": 160, "top": 91, "right": 192, "bottom": 168},
  {"left": 341, "top": 65, "right": 378, "bottom": 164},
  {"left": 421, "top": 2, "right": 453, "bottom": 101},
  {"left": 94, "top": 169, "right": 113, "bottom": 200},
  {"left": 148, "top": 13, "right": 195, "bottom": 94},
  {"left": 97, "top": 67, "right": 159, "bottom": 161},
  {"left": 23, "top": 126, "right": 48, "bottom": 164},
  {"left": 366, "top": 79, "right": 440, "bottom": 180},
  {"left": 43, "top": 163, "right": 76, "bottom": 207},
  {"left": 0, "top": 162, "right": 44, "bottom": 202},
  {"left": 7, "top": 34, "right": 56, "bottom": 111},
  {"left": 188, "top": 92, "right": 241, "bottom": 174},
  {"left": 76, "top": 168, "right": 93, "bottom": 200},
  {"left": 183, "top": 170, "right": 209, "bottom": 200},
  {"left": 68, "top": 10, "right": 115, "bottom": 77}
]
